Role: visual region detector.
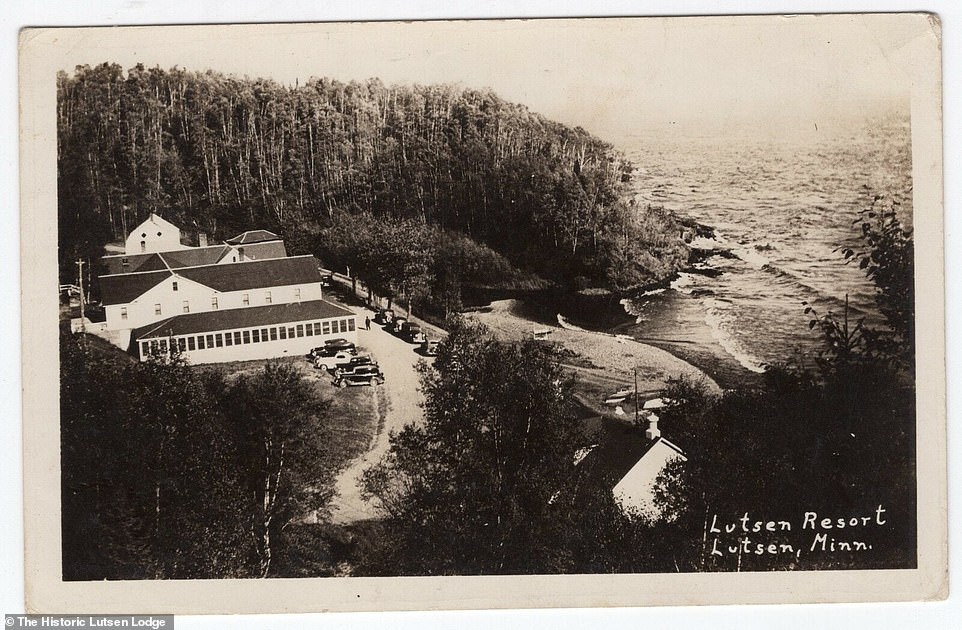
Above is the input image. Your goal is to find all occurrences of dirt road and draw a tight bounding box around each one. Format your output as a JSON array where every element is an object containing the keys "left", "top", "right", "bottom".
[{"left": 328, "top": 307, "right": 430, "bottom": 524}]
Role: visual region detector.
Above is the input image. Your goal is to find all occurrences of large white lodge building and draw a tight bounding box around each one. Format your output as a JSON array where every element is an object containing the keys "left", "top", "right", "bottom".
[{"left": 96, "top": 213, "right": 357, "bottom": 364}]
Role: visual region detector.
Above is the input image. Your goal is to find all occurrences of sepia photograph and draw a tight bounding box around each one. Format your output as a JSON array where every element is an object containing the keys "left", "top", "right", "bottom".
[{"left": 18, "top": 12, "right": 945, "bottom": 613}]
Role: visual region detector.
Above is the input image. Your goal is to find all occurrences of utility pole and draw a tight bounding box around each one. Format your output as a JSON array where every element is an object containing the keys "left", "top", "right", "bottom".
[
  {"left": 76, "top": 258, "right": 86, "bottom": 333},
  {"left": 633, "top": 367, "right": 639, "bottom": 426}
]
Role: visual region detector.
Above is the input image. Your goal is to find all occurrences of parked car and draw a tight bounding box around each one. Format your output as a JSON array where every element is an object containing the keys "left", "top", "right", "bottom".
[
  {"left": 373, "top": 308, "right": 395, "bottom": 325},
  {"left": 332, "top": 354, "right": 376, "bottom": 375},
  {"left": 421, "top": 339, "right": 440, "bottom": 356},
  {"left": 321, "top": 273, "right": 335, "bottom": 288},
  {"left": 334, "top": 365, "right": 385, "bottom": 388},
  {"left": 308, "top": 339, "right": 356, "bottom": 358},
  {"left": 389, "top": 316, "right": 408, "bottom": 335},
  {"left": 401, "top": 322, "right": 426, "bottom": 344},
  {"left": 314, "top": 351, "right": 358, "bottom": 371}
]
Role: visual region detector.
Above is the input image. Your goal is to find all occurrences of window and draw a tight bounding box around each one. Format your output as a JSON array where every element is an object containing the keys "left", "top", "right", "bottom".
[
  {"left": 188, "top": 337, "right": 196, "bottom": 351},
  {"left": 122, "top": 257, "right": 129, "bottom": 269},
  {"left": 322, "top": 321, "right": 331, "bottom": 335},
  {"left": 265, "top": 291, "right": 272, "bottom": 304},
  {"left": 252, "top": 329, "right": 260, "bottom": 343},
  {"left": 154, "top": 304, "right": 162, "bottom": 316},
  {"left": 225, "top": 332, "right": 233, "bottom": 346},
  {"left": 150, "top": 340, "right": 159, "bottom": 354},
  {"left": 261, "top": 328, "right": 268, "bottom": 341},
  {"left": 305, "top": 323, "right": 313, "bottom": 336},
  {"left": 182, "top": 300, "right": 190, "bottom": 313},
  {"left": 211, "top": 296, "right": 218, "bottom": 310},
  {"left": 197, "top": 335, "right": 206, "bottom": 350},
  {"left": 177, "top": 338, "right": 186, "bottom": 352},
  {"left": 233, "top": 332, "right": 242, "bottom": 345},
  {"left": 120, "top": 307, "right": 128, "bottom": 321},
  {"left": 172, "top": 281, "right": 178, "bottom": 292},
  {"left": 141, "top": 341, "right": 149, "bottom": 357},
  {"left": 288, "top": 327, "right": 295, "bottom": 338},
  {"left": 243, "top": 293, "right": 250, "bottom": 306},
  {"left": 339, "top": 320, "right": 347, "bottom": 333},
  {"left": 347, "top": 318, "right": 355, "bottom": 332},
  {"left": 206, "top": 334, "right": 215, "bottom": 347},
  {"left": 294, "top": 288, "right": 301, "bottom": 301},
  {"left": 279, "top": 327, "right": 287, "bottom": 340},
  {"left": 159, "top": 339, "right": 168, "bottom": 352},
  {"left": 296, "top": 324, "right": 304, "bottom": 337},
  {"left": 313, "top": 322, "right": 321, "bottom": 335},
  {"left": 242, "top": 331, "right": 251, "bottom": 344},
  {"left": 270, "top": 328, "right": 278, "bottom": 341},
  {"left": 140, "top": 241, "right": 146, "bottom": 253},
  {"left": 215, "top": 334, "right": 223, "bottom": 347}
]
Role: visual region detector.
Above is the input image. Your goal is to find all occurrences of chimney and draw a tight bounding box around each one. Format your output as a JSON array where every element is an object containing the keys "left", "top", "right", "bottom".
[
  {"left": 645, "top": 412, "right": 661, "bottom": 441},
  {"left": 198, "top": 232, "right": 208, "bottom": 247}
]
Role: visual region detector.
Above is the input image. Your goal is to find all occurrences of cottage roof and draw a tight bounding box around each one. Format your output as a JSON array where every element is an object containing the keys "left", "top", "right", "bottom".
[{"left": 134, "top": 299, "right": 352, "bottom": 340}]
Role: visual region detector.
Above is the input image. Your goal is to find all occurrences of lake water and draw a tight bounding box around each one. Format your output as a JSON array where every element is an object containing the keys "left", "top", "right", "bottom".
[{"left": 612, "top": 113, "right": 912, "bottom": 387}]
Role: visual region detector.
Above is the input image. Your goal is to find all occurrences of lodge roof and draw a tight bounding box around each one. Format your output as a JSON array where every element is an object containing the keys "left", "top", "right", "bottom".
[
  {"left": 133, "top": 299, "right": 353, "bottom": 340},
  {"left": 176, "top": 255, "right": 320, "bottom": 293},
  {"left": 102, "top": 240, "right": 288, "bottom": 275},
  {"left": 100, "top": 255, "right": 322, "bottom": 305},
  {"left": 225, "top": 229, "right": 281, "bottom": 245}
]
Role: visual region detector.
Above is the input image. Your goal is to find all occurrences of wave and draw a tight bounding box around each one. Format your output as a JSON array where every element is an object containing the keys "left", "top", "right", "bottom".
[
  {"left": 703, "top": 299, "right": 767, "bottom": 373},
  {"left": 557, "top": 314, "right": 587, "bottom": 331},
  {"left": 670, "top": 273, "right": 697, "bottom": 295}
]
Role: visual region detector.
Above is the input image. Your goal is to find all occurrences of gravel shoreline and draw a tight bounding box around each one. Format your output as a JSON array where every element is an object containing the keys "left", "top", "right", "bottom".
[{"left": 464, "top": 299, "right": 722, "bottom": 411}]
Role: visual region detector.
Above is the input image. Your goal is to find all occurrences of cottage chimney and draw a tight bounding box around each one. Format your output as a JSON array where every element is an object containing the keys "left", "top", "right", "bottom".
[
  {"left": 645, "top": 412, "right": 661, "bottom": 441},
  {"left": 198, "top": 232, "right": 209, "bottom": 247}
]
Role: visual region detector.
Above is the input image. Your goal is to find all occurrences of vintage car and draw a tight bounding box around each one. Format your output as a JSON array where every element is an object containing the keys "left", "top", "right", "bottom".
[
  {"left": 401, "top": 322, "right": 427, "bottom": 344},
  {"left": 333, "top": 365, "right": 385, "bottom": 388},
  {"left": 314, "top": 350, "right": 359, "bottom": 371},
  {"left": 332, "top": 355, "right": 376, "bottom": 376}
]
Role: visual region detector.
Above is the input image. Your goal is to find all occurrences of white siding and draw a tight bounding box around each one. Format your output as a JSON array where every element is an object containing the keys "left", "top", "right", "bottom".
[
  {"left": 105, "top": 275, "right": 323, "bottom": 332},
  {"left": 124, "top": 215, "right": 184, "bottom": 254},
  {"left": 139, "top": 315, "right": 358, "bottom": 365}
]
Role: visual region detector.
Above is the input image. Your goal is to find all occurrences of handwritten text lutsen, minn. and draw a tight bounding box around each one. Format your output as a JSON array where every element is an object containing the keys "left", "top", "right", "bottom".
[{"left": 709, "top": 505, "right": 888, "bottom": 558}]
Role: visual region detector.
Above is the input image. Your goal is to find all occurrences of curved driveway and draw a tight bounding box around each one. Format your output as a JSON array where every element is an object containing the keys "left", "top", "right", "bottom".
[{"left": 328, "top": 307, "right": 429, "bottom": 524}]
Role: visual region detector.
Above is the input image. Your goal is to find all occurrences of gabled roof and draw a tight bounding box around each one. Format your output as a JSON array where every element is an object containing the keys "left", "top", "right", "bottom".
[
  {"left": 100, "top": 269, "right": 173, "bottom": 305},
  {"left": 611, "top": 437, "right": 686, "bottom": 515},
  {"left": 176, "top": 255, "right": 321, "bottom": 293},
  {"left": 160, "top": 245, "right": 232, "bottom": 268},
  {"left": 225, "top": 229, "right": 281, "bottom": 245},
  {"left": 133, "top": 213, "right": 180, "bottom": 233},
  {"left": 134, "top": 299, "right": 353, "bottom": 340},
  {"left": 99, "top": 254, "right": 321, "bottom": 306},
  {"left": 101, "top": 252, "right": 167, "bottom": 275},
  {"left": 230, "top": 240, "right": 287, "bottom": 261}
]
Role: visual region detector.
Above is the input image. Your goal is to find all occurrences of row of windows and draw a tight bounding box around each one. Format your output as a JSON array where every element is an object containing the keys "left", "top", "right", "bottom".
[
  {"left": 140, "top": 317, "right": 355, "bottom": 357},
  {"left": 124, "top": 289, "right": 305, "bottom": 320}
]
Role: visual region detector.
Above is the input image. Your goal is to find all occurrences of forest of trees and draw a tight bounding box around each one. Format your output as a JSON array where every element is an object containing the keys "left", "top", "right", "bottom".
[
  {"left": 58, "top": 63, "right": 688, "bottom": 295},
  {"left": 60, "top": 339, "right": 340, "bottom": 580}
]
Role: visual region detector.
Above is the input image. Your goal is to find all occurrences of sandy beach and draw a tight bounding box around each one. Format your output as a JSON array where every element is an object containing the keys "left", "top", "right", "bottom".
[{"left": 464, "top": 299, "right": 721, "bottom": 413}]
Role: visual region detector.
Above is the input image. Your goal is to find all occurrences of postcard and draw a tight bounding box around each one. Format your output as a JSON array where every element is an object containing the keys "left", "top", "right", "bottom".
[{"left": 19, "top": 14, "right": 945, "bottom": 612}]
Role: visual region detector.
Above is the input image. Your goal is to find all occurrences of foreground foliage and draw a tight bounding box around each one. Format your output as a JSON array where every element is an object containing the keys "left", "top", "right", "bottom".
[
  {"left": 60, "top": 341, "right": 335, "bottom": 580},
  {"left": 358, "top": 319, "right": 644, "bottom": 575}
]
